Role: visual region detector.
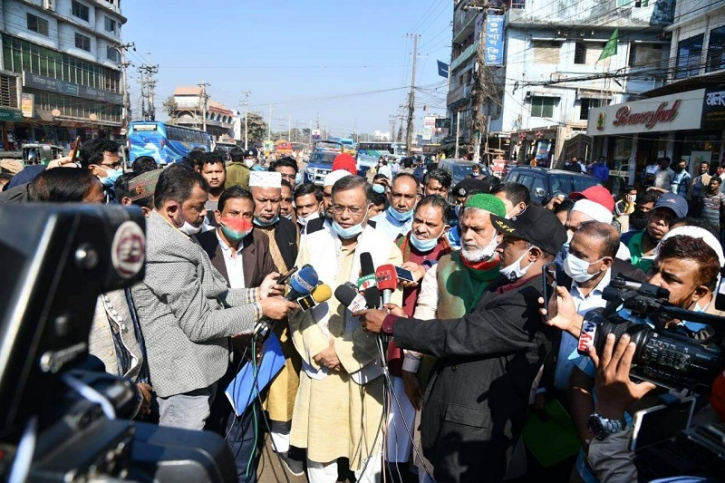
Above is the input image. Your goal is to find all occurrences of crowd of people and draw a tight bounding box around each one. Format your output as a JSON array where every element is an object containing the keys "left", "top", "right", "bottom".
[{"left": 2, "top": 140, "right": 725, "bottom": 483}]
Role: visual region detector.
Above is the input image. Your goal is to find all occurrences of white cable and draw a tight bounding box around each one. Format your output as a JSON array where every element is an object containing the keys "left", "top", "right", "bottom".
[
  {"left": 61, "top": 373, "right": 116, "bottom": 420},
  {"left": 8, "top": 416, "right": 38, "bottom": 483}
]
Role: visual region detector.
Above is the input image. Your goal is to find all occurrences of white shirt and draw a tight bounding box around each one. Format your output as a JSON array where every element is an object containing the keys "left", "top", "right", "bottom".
[
  {"left": 215, "top": 230, "right": 245, "bottom": 289},
  {"left": 371, "top": 209, "right": 413, "bottom": 243},
  {"left": 553, "top": 269, "right": 611, "bottom": 391}
]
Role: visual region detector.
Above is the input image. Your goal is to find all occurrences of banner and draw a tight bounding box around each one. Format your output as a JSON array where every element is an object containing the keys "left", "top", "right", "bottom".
[
  {"left": 702, "top": 87, "right": 725, "bottom": 129},
  {"left": 21, "top": 93, "right": 34, "bottom": 118},
  {"left": 437, "top": 60, "right": 449, "bottom": 78},
  {"left": 423, "top": 116, "right": 436, "bottom": 140},
  {"left": 484, "top": 14, "right": 505, "bottom": 66},
  {"left": 23, "top": 72, "right": 123, "bottom": 105}
]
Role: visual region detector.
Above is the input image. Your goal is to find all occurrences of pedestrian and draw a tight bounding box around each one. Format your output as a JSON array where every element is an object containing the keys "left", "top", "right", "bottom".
[
  {"left": 688, "top": 161, "right": 711, "bottom": 205},
  {"left": 670, "top": 159, "right": 691, "bottom": 197},
  {"left": 653, "top": 157, "right": 675, "bottom": 191},
  {"left": 590, "top": 156, "right": 609, "bottom": 184},
  {"left": 699, "top": 177, "right": 725, "bottom": 237},
  {"left": 225, "top": 146, "right": 254, "bottom": 190}
]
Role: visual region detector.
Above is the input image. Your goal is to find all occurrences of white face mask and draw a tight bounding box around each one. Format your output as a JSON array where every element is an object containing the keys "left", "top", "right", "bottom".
[
  {"left": 298, "top": 211, "right": 319, "bottom": 227},
  {"left": 179, "top": 220, "right": 203, "bottom": 236},
  {"left": 461, "top": 232, "right": 499, "bottom": 263},
  {"left": 244, "top": 159, "right": 255, "bottom": 168},
  {"left": 563, "top": 253, "right": 602, "bottom": 283},
  {"left": 499, "top": 248, "right": 533, "bottom": 281}
]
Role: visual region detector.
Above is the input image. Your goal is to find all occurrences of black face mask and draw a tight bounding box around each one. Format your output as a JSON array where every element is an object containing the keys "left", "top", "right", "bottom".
[{"left": 630, "top": 210, "right": 649, "bottom": 231}]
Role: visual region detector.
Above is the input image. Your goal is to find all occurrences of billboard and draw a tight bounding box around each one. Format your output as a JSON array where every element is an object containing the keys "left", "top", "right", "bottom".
[
  {"left": 484, "top": 14, "right": 505, "bottom": 66},
  {"left": 423, "top": 116, "right": 436, "bottom": 140},
  {"left": 702, "top": 87, "right": 725, "bottom": 129}
]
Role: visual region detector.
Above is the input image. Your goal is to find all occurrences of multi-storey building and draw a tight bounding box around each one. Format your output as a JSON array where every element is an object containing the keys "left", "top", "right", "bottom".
[
  {"left": 0, "top": 0, "right": 126, "bottom": 150},
  {"left": 172, "top": 86, "right": 236, "bottom": 141},
  {"left": 588, "top": 0, "right": 725, "bottom": 192}
]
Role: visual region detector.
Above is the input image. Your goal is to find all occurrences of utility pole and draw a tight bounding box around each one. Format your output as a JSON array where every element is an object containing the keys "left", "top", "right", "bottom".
[
  {"left": 455, "top": 111, "right": 461, "bottom": 158},
  {"left": 288, "top": 113, "right": 292, "bottom": 142},
  {"left": 389, "top": 115, "right": 397, "bottom": 142},
  {"left": 198, "top": 80, "right": 210, "bottom": 132},
  {"left": 139, "top": 62, "right": 159, "bottom": 121},
  {"left": 406, "top": 34, "right": 419, "bottom": 155},
  {"left": 241, "top": 90, "right": 250, "bottom": 149},
  {"left": 112, "top": 42, "right": 134, "bottom": 128},
  {"left": 268, "top": 105, "right": 274, "bottom": 140}
]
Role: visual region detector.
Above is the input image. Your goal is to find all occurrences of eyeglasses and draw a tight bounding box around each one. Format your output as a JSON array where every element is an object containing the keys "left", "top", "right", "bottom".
[
  {"left": 279, "top": 173, "right": 295, "bottom": 181},
  {"left": 101, "top": 161, "right": 122, "bottom": 169},
  {"left": 328, "top": 204, "right": 365, "bottom": 216}
]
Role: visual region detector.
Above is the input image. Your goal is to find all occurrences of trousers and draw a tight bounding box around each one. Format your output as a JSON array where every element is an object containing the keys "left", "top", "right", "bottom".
[{"left": 157, "top": 383, "right": 217, "bottom": 430}]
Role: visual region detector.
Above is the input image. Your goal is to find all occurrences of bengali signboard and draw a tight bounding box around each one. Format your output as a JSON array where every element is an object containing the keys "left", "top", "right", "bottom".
[
  {"left": 0, "top": 107, "right": 24, "bottom": 122},
  {"left": 702, "top": 86, "right": 725, "bottom": 129},
  {"left": 423, "top": 116, "right": 436, "bottom": 140},
  {"left": 484, "top": 14, "right": 505, "bottom": 66},
  {"left": 21, "top": 93, "right": 34, "bottom": 118},
  {"left": 23, "top": 72, "right": 123, "bottom": 105}
]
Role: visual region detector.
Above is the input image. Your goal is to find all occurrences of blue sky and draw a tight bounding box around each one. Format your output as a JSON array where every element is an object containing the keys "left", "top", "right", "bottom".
[{"left": 122, "top": 0, "right": 452, "bottom": 136}]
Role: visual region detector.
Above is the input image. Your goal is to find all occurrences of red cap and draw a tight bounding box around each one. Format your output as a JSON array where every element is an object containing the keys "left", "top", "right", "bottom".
[
  {"left": 332, "top": 153, "right": 357, "bottom": 175},
  {"left": 569, "top": 185, "right": 615, "bottom": 212}
]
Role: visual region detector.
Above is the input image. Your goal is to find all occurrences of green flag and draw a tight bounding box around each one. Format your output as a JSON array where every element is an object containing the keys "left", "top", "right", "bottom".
[{"left": 598, "top": 28, "right": 619, "bottom": 62}]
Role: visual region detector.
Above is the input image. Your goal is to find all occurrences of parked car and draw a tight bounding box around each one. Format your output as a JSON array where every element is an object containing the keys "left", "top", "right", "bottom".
[
  {"left": 504, "top": 166, "right": 600, "bottom": 204},
  {"left": 303, "top": 151, "right": 338, "bottom": 185},
  {"left": 438, "top": 159, "right": 491, "bottom": 187}
]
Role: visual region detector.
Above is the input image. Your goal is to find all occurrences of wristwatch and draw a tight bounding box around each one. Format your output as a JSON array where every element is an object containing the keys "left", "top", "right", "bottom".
[{"left": 587, "top": 412, "right": 627, "bottom": 441}]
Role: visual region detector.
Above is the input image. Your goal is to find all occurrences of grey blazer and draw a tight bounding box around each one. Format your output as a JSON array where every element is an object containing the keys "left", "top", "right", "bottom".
[{"left": 131, "top": 211, "right": 260, "bottom": 398}]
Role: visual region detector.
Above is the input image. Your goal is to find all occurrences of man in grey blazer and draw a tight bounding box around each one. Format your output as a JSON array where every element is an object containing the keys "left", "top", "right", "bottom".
[{"left": 132, "top": 164, "right": 298, "bottom": 430}]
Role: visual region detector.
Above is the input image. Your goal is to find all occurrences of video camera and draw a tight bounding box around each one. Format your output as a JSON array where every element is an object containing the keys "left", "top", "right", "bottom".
[
  {"left": 0, "top": 205, "right": 235, "bottom": 481},
  {"left": 578, "top": 277, "right": 725, "bottom": 395}
]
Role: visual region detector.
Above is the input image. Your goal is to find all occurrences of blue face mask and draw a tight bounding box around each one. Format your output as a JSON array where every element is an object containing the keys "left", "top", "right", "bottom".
[
  {"left": 387, "top": 205, "right": 414, "bottom": 223},
  {"left": 99, "top": 168, "right": 123, "bottom": 188},
  {"left": 372, "top": 184, "right": 386, "bottom": 194},
  {"left": 253, "top": 215, "right": 280, "bottom": 227},
  {"left": 331, "top": 207, "right": 368, "bottom": 240},
  {"left": 409, "top": 232, "right": 439, "bottom": 252},
  {"left": 295, "top": 173, "right": 303, "bottom": 186}
]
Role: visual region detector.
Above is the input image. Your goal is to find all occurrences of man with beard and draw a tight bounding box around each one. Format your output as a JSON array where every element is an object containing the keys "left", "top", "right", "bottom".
[
  {"left": 626, "top": 190, "right": 658, "bottom": 232},
  {"left": 200, "top": 152, "right": 226, "bottom": 227},
  {"left": 357, "top": 203, "right": 567, "bottom": 483},
  {"left": 622, "top": 192, "right": 688, "bottom": 273}
]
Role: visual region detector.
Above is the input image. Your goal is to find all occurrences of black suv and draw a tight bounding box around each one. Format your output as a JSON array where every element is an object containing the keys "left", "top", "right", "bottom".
[{"left": 504, "top": 166, "right": 600, "bottom": 204}]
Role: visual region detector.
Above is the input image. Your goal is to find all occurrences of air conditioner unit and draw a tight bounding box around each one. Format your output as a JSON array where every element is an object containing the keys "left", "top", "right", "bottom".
[{"left": 43, "top": 0, "right": 55, "bottom": 11}]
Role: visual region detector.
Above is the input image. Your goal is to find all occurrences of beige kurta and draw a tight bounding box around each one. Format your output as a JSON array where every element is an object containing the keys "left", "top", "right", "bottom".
[{"left": 289, "top": 232, "right": 403, "bottom": 470}]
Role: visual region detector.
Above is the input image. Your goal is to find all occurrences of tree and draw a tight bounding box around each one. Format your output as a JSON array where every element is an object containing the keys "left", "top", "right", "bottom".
[
  {"left": 162, "top": 96, "right": 178, "bottom": 122},
  {"left": 245, "top": 112, "right": 268, "bottom": 145}
]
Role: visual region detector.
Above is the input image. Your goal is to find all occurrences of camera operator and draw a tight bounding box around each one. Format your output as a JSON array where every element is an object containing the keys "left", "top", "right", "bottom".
[
  {"left": 132, "top": 164, "right": 298, "bottom": 430},
  {"left": 543, "top": 234, "right": 724, "bottom": 481}
]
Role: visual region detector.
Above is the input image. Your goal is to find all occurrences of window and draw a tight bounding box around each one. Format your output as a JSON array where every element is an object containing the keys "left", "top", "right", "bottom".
[
  {"left": 707, "top": 25, "right": 725, "bottom": 73},
  {"left": 530, "top": 96, "right": 558, "bottom": 118},
  {"left": 628, "top": 43, "right": 664, "bottom": 68},
  {"left": 676, "top": 34, "right": 704, "bottom": 79},
  {"left": 27, "top": 13, "right": 49, "bottom": 36},
  {"left": 105, "top": 17, "right": 116, "bottom": 33},
  {"left": 533, "top": 41, "right": 561, "bottom": 64},
  {"left": 618, "top": 0, "right": 649, "bottom": 5},
  {"left": 0, "top": 73, "right": 19, "bottom": 108},
  {"left": 574, "top": 42, "right": 586, "bottom": 64},
  {"left": 72, "top": 1, "right": 89, "bottom": 21},
  {"left": 75, "top": 33, "right": 91, "bottom": 52},
  {"left": 106, "top": 46, "right": 118, "bottom": 62},
  {"left": 580, "top": 98, "right": 607, "bottom": 120}
]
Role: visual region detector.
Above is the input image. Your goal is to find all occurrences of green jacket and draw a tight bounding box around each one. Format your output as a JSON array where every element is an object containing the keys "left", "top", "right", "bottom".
[{"left": 225, "top": 162, "right": 251, "bottom": 190}]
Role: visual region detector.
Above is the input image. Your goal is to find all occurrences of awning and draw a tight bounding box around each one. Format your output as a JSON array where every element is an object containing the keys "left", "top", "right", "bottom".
[
  {"left": 578, "top": 88, "right": 614, "bottom": 99},
  {"left": 36, "top": 109, "right": 54, "bottom": 122}
]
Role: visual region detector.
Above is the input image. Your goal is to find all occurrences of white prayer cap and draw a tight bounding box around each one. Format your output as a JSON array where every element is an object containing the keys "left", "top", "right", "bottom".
[
  {"left": 571, "top": 199, "right": 613, "bottom": 224},
  {"left": 249, "top": 171, "right": 282, "bottom": 188},
  {"left": 658, "top": 226, "right": 725, "bottom": 267},
  {"left": 323, "top": 170, "right": 352, "bottom": 187}
]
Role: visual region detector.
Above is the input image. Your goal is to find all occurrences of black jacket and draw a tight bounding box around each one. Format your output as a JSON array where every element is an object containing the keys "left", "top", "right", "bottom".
[
  {"left": 272, "top": 216, "right": 299, "bottom": 271},
  {"left": 392, "top": 274, "right": 554, "bottom": 483}
]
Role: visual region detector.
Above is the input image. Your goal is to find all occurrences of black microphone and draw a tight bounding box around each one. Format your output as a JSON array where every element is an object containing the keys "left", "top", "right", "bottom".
[
  {"left": 359, "top": 252, "right": 381, "bottom": 308},
  {"left": 254, "top": 266, "right": 319, "bottom": 339},
  {"left": 335, "top": 282, "right": 368, "bottom": 312}
]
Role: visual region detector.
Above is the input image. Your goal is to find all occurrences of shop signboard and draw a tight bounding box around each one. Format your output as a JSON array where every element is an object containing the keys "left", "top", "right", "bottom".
[
  {"left": 423, "top": 116, "right": 436, "bottom": 140},
  {"left": 23, "top": 72, "right": 123, "bottom": 105},
  {"left": 21, "top": 93, "right": 34, "bottom": 118},
  {"left": 0, "top": 107, "right": 24, "bottom": 122},
  {"left": 702, "top": 87, "right": 725, "bottom": 129},
  {"left": 484, "top": 14, "right": 505, "bottom": 66},
  {"left": 587, "top": 89, "right": 705, "bottom": 135}
]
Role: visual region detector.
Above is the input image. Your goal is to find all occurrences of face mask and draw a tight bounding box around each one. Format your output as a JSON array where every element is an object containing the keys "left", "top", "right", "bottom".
[
  {"left": 561, "top": 231, "right": 573, "bottom": 256},
  {"left": 410, "top": 231, "right": 441, "bottom": 253},
  {"left": 372, "top": 183, "right": 386, "bottom": 194},
  {"left": 564, "top": 253, "right": 601, "bottom": 283},
  {"left": 454, "top": 204, "right": 463, "bottom": 218},
  {"left": 331, "top": 208, "right": 368, "bottom": 240},
  {"left": 99, "top": 167, "right": 123, "bottom": 188},
  {"left": 281, "top": 213, "right": 293, "bottom": 220},
  {"left": 244, "top": 159, "right": 255, "bottom": 168},
  {"left": 388, "top": 205, "right": 414, "bottom": 223},
  {"left": 499, "top": 249, "right": 533, "bottom": 282},
  {"left": 253, "top": 215, "right": 279, "bottom": 227},
  {"left": 295, "top": 173, "right": 303, "bottom": 186},
  {"left": 220, "top": 217, "right": 253, "bottom": 242},
  {"left": 627, "top": 194, "right": 637, "bottom": 203},
  {"left": 461, "top": 232, "right": 499, "bottom": 262},
  {"left": 298, "top": 211, "right": 319, "bottom": 227}
]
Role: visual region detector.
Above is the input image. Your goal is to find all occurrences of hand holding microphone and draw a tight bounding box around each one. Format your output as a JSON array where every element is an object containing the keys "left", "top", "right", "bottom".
[
  {"left": 375, "top": 264, "right": 398, "bottom": 305},
  {"left": 256, "top": 265, "right": 320, "bottom": 339}
]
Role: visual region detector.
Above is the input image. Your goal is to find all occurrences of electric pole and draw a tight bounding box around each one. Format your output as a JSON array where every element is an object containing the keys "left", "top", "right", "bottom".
[
  {"left": 389, "top": 115, "right": 397, "bottom": 142},
  {"left": 198, "top": 80, "right": 210, "bottom": 132},
  {"left": 241, "top": 90, "right": 250, "bottom": 149},
  {"left": 112, "top": 42, "right": 134, "bottom": 128},
  {"left": 406, "top": 34, "right": 419, "bottom": 155},
  {"left": 288, "top": 113, "right": 292, "bottom": 142},
  {"left": 139, "top": 63, "right": 159, "bottom": 121},
  {"left": 268, "top": 105, "right": 274, "bottom": 140}
]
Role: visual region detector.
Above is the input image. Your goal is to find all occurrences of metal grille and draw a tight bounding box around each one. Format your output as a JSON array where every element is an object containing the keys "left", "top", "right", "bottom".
[{"left": 0, "top": 74, "right": 18, "bottom": 108}]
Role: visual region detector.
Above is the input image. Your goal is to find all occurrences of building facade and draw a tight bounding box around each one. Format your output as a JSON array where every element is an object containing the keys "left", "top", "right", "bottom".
[
  {"left": 587, "top": 0, "right": 725, "bottom": 196},
  {"left": 0, "top": 0, "right": 126, "bottom": 150},
  {"left": 172, "top": 86, "right": 236, "bottom": 142}
]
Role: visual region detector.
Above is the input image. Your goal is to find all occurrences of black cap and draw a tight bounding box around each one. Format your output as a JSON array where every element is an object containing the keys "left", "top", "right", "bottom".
[
  {"left": 452, "top": 178, "right": 489, "bottom": 198},
  {"left": 490, "top": 204, "right": 567, "bottom": 256},
  {"left": 244, "top": 147, "right": 258, "bottom": 157}
]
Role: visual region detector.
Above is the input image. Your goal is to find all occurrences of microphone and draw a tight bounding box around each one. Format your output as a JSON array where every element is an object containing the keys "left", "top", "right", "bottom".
[
  {"left": 335, "top": 282, "right": 368, "bottom": 312},
  {"left": 254, "top": 265, "right": 319, "bottom": 339},
  {"left": 296, "top": 283, "right": 332, "bottom": 311},
  {"left": 375, "top": 264, "right": 398, "bottom": 305},
  {"left": 357, "top": 252, "right": 377, "bottom": 291}
]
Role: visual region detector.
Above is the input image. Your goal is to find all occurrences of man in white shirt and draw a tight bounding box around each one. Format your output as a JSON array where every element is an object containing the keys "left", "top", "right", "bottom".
[{"left": 370, "top": 173, "right": 419, "bottom": 242}]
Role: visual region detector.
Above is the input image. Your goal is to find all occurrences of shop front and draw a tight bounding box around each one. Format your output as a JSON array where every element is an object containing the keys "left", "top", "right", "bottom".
[
  {"left": 587, "top": 88, "right": 719, "bottom": 198},
  {"left": 0, "top": 107, "right": 24, "bottom": 150}
]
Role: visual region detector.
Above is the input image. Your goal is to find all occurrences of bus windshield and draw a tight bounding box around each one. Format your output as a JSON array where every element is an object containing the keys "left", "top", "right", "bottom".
[{"left": 128, "top": 122, "right": 213, "bottom": 164}]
